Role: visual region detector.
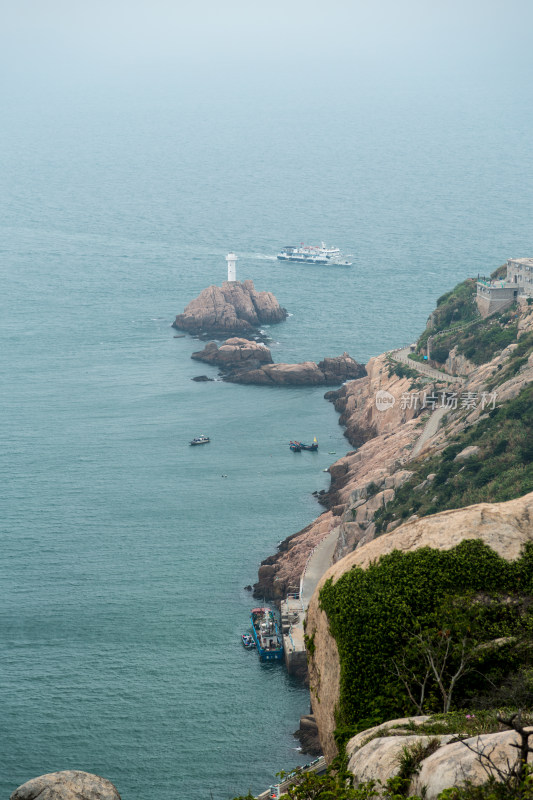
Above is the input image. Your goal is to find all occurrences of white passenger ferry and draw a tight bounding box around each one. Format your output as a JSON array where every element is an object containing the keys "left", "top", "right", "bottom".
[{"left": 277, "top": 243, "right": 352, "bottom": 266}]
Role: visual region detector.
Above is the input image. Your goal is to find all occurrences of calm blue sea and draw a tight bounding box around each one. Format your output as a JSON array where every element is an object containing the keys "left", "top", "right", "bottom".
[{"left": 1, "top": 70, "right": 533, "bottom": 799}]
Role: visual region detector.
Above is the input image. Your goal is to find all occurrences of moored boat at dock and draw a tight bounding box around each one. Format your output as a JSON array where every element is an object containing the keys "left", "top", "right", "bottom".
[
  {"left": 241, "top": 633, "right": 256, "bottom": 649},
  {"left": 250, "top": 607, "right": 284, "bottom": 662}
]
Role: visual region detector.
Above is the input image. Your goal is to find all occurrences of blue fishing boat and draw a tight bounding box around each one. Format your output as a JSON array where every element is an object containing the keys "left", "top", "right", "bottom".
[
  {"left": 289, "top": 441, "right": 301, "bottom": 452},
  {"left": 250, "top": 607, "right": 284, "bottom": 662}
]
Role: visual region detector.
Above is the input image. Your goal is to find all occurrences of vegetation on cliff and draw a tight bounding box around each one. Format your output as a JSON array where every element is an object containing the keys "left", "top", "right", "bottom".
[
  {"left": 373, "top": 383, "right": 533, "bottom": 533},
  {"left": 319, "top": 540, "right": 533, "bottom": 736},
  {"left": 417, "top": 279, "right": 479, "bottom": 354},
  {"left": 415, "top": 276, "right": 524, "bottom": 368}
]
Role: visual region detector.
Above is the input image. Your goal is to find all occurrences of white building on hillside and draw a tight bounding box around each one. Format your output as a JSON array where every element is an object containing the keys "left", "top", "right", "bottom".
[{"left": 476, "top": 257, "right": 533, "bottom": 317}]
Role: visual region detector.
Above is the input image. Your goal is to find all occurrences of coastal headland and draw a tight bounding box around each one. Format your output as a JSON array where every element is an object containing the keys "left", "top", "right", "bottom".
[{"left": 247, "top": 271, "right": 533, "bottom": 797}]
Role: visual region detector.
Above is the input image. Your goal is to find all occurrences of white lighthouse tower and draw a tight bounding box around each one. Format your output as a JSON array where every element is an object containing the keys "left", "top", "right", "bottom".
[{"left": 226, "top": 252, "right": 237, "bottom": 282}]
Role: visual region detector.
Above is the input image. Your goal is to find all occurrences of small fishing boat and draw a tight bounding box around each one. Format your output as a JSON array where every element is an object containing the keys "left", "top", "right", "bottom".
[
  {"left": 299, "top": 437, "right": 318, "bottom": 451},
  {"left": 290, "top": 437, "right": 318, "bottom": 452},
  {"left": 190, "top": 435, "right": 210, "bottom": 446},
  {"left": 250, "top": 607, "right": 284, "bottom": 662},
  {"left": 241, "top": 633, "right": 256, "bottom": 649}
]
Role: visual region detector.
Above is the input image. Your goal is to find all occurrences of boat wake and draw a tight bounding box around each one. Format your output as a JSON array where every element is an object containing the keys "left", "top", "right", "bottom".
[{"left": 246, "top": 253, "right": 277, "bottom": 261}]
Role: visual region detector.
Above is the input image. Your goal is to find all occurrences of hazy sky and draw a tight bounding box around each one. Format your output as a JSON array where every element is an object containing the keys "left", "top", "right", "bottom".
[{"left": 2, "top": 0, "right": 533, "bottom": 88}]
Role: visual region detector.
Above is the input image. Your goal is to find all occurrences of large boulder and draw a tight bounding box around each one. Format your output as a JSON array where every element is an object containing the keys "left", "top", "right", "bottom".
[
  {"left": 318, "top": 353, "right": 366, "bottom": 383},
  {"left": 11, "top": 771, "right": 121, "bottom": 800},
  {"left": 413, "top": 729, "right": 532, "bottom": 798},
  {"left": 305, "top": 491, "right": 533, "bottom": 761},
  {"left": 191, "top": 338, "right": 273, "bottom": 370},
  {"left": 342, "top": 719, "right": 532, "bottom": 798},
  {"left": 348, "top": 734, "right": 454, "bottom": 786},
  {"left": 174, "top": 280, "right": 287, "bottom": 336}
]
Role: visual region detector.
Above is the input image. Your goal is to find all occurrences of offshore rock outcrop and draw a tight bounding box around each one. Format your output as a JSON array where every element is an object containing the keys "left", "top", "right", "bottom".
[
  {"left": 228, "top": 352, "right": 366, "bottom": 386},
  {"left": 10, "top": 771, "right": 121, "bottom": 800},
  {"left": 191, "top": 338, "right": 273, "bottom": 371},
  {"left": 173, "top": 280, "right": 287, "bottom": 337},
  {"left": 192, "top": 340, "right": 366, "bottom": 386}
]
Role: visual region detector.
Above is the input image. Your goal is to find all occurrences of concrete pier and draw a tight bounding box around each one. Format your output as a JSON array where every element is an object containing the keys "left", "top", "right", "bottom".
[{"left": 280, "top": 593, "right": 307, "bottom": 676}]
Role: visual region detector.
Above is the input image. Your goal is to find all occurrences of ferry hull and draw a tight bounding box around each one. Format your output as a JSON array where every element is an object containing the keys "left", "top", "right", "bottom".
[{"left": 277, "top": 255, "right": 329, "bottom": 264}]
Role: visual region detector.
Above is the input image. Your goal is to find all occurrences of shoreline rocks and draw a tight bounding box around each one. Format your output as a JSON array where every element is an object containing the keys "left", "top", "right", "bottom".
[
  {"left": 293, "top": 714, "right": 322, "bottom": 756},
  {"left": 191, "top": 339, "right": 366, "bottom": 386},
  {"left": 173, "top": 280, "right": 288, "bottom": 337}
]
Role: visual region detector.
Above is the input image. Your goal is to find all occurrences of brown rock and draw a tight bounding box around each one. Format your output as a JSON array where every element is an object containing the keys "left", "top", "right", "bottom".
[
  {"left": 192, "top": 342, "right": 365, "bottom": 386},
  {"left": 317, "top": 353, "right": 366, "bottom": 383},
  {"left": 174, "top": 280, "right": 287, "bottom": 336},
  {"left": 11, "top": 771, "right": 121, "bottom": 800},
  {"left": 230, "top": 361, "right": 327, "bottom": 386},
  {"left": 191, "top": 338, "right": 273, "bottom": 370},
  {"left": 294, "top": 715, "right": 323, "bottom": 756}
]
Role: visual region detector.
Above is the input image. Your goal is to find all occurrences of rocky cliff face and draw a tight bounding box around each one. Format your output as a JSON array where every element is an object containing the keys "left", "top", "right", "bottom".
[
  {"left": 173, "top": 280, "right": 288, "bottom": 336},
  {"left": 305, "top": 491, "right": 533, "bottom": 762}
]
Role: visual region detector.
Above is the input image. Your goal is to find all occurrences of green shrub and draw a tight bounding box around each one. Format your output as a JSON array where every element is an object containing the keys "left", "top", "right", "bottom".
[
  {"left": 431, "top": 346, "right": 450, "bottom": 364},
  {"left": 318, "top": 540, "right": 533, "bottom": 731}
]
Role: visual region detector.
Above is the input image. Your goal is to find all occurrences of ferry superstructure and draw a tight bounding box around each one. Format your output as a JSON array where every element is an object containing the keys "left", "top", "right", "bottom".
[{"left": 277, "top": 243, "right": 351, "bottom": 266}]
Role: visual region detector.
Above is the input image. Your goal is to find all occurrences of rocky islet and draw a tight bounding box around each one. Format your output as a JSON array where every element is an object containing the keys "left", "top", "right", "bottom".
[
  {"left": 191, "top": 338, "right": 366, "bottom": 386},
  {"left": 173, "top": 279, "right": 288, "bottom": 337}
]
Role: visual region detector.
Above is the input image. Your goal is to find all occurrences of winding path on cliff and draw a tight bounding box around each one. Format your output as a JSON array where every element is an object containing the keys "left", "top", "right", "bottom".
[
  {"left": 390, "top": 346, "right": 463, "bottom": 383},
  {"left": 411, "top": 405, "right": 449, "bottom": 457},
  {"left": 391, "top": 347, "right": 465, "bottom": 457},
  {"left": 300, "top": 527, "right": 340, "bottom": 607}
]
